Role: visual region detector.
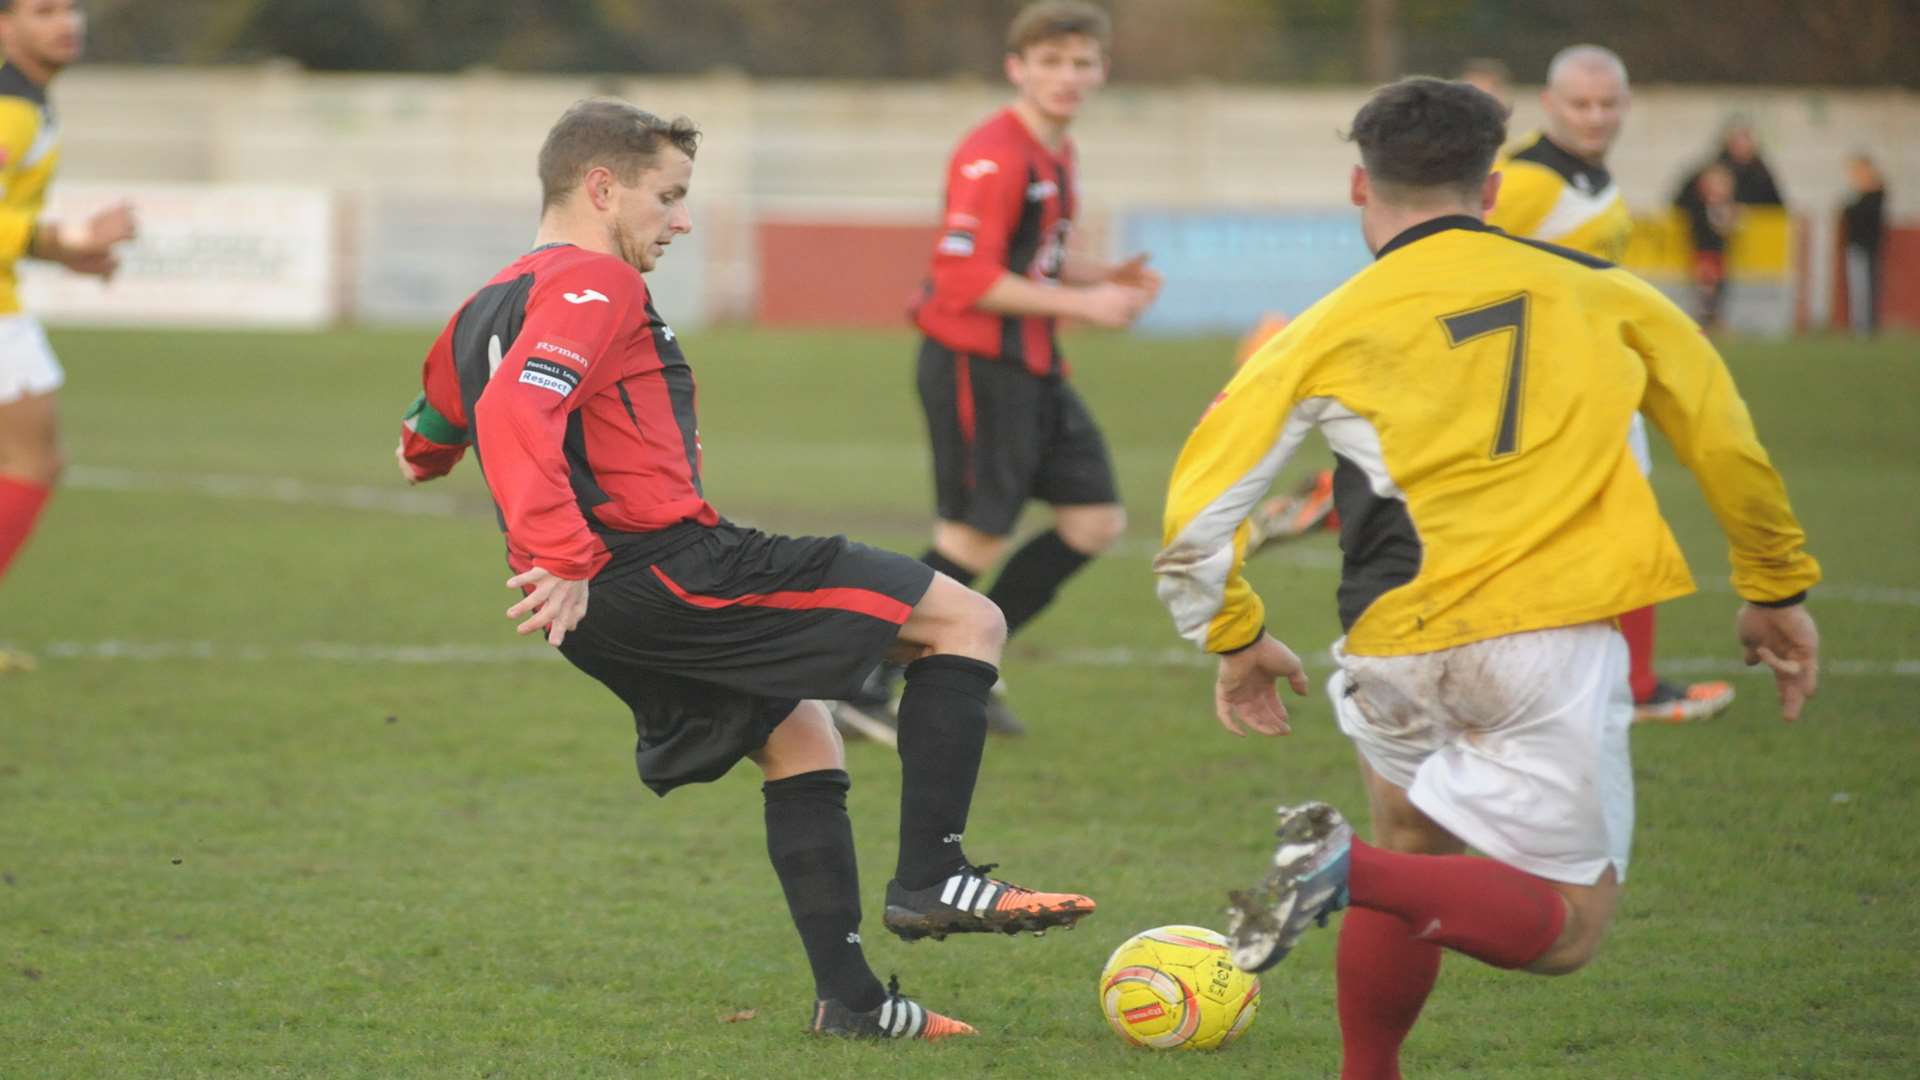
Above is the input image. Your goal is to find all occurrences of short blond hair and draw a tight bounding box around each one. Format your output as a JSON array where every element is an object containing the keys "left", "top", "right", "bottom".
[{"left": 538, "top": 99, "right": 701, "bottom": 211}]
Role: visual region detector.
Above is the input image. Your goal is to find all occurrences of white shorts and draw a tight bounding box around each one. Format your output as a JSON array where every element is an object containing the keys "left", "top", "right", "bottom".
[
  {"left": 1330, "top": 622, "right": 1635, "bottom": 885},
  {"left": 0, "top": 314, "right": 64, "bottom": 405}
]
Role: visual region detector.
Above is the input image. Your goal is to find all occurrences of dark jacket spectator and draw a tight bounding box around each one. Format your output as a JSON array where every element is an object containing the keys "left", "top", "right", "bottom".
[{"left": 1841, "top": 154, "right": 1887, "bottom": 335}]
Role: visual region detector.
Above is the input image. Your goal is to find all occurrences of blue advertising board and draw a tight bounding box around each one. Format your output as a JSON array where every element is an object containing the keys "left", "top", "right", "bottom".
[{"left": 1118, "top": 210, "right": 1373, "bottom": 335}]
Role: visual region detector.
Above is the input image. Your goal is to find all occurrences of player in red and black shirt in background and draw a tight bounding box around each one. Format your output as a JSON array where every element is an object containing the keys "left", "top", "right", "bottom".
[
  {"left": 851, "top": 1, "right": 1160, "bottom": 735},
  {"left": 395, "top": 100, "right": 1095, "bottom": 1043}
]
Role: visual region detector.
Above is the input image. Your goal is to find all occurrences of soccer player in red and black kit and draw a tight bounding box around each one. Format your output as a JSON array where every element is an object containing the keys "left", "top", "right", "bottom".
[
  {"left": 394, "top": 100, "right": 1095, "bottom": 1042},
  {"left": 848, "top": 1, "right": 1159, "bottom": 734}
]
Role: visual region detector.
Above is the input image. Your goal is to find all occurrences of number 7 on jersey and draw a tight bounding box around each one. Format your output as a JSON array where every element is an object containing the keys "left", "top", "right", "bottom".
[{"left": 1439, "top": 293, "right": 1531, "bottom": 459}]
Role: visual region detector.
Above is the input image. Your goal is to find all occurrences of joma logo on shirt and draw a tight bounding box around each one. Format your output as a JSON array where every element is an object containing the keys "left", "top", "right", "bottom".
[
  {"left": 564, "top": 289, "right": 610, "bottom": 305},
  {"left": 959, "top": 158, "right": 1000, "bottom": 180}
]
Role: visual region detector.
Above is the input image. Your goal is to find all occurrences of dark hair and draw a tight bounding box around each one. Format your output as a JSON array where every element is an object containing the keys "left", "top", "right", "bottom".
[
  {"left": 538, "top": 99, "right": 701, "bottom": 211},
  {"left": 1006, "top": 1, "right": 1111, "bottom": 55},
  {"left": 1346, "top": 77, "right": 1508, "bottom": 201}
]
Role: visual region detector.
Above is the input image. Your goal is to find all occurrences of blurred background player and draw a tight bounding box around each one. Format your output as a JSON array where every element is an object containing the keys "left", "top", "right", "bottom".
[
  {"left": 1840, "top": 152, "right": 1886, "bottom": 337},
  {"left": 1486, "top": 44, "right": 1735, "bottom": 725},
  {"left": 843, "top": 1, "right": 1160, "bottom": 737},
  {"left": 0, "top": 0, "right": 135, "bottom": 673},
  {"left": 1673, "top": 119, "right": 1785, "bottom": 332},
  {"left": 1457, "top": 56, "right": 1513, "bottom": 111},
  {"left": 395, "top": 99, "right": 1094, "bottom": 1043},
  {"left": 1154, "top": 77, "right": 1821, "bottom": 1079}
]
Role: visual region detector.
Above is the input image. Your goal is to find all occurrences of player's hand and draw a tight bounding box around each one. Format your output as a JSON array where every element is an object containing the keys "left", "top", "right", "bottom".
[
  {"left": 84, "top": 201, "right": 138, "bottom": 249},
  {"left": 394, "top": 442, "right": 425, "bottom": 485},
  {"left": 1106, "top": 252, "right": 1164, "bottom": 299},
  {"left": 506, "top": 567, "right": 590, "bottom": 647},
  {"left": 1735, "top": 601, "right": 1819, "bottom": 722},
  {"left": 1075, "top": 282, "right": 1152, "bottom": 329},
  {"left": 1214, "top": 633, "right": 1311, "bottom": 737}
]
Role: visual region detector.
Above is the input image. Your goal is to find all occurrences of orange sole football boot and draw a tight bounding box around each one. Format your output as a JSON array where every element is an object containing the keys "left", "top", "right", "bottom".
[
  {"left": 1633, "top": 679, "right": 1735, "bottom": 724},
  {"left": 883, "top": 863, "right": 1095, "bottom": 942},
  {"left": 809, "top": 977, "right": 976, "bottom": 1041}
]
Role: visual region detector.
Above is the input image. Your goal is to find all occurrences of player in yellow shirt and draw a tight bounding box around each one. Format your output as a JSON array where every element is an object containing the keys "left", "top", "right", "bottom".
[
  {"left": 1154, "top": 78, "right": 1820, "bottom": 1078},
  {"left": 0, "top": 0, "right": 136, "bottom": 672},
  {"left": 1489, "top": 45, "right": 1733, "bottom": 724}
]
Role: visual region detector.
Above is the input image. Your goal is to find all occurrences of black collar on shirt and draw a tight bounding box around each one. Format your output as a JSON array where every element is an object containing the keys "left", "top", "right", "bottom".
[
  {"left": 0, "top": 63, "right": 49, "bottom": 106},
  {"left": 1373, "top": 214, "right": 1495, "bottom": 260}
]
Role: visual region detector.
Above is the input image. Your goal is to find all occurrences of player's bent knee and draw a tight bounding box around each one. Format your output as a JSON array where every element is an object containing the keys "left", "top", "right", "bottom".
[
  {"left": 35, "top": 448, "right": 66, "bottom": 487},
  {"left": 940, "top": 587, "right": 1006, "bottom": 660},
  {"left": 960, "top": 588, "right": 1009, "bottom": 652},
  {"left": 753, "top": 701, "right": 846, "bottom": 781},
  {"left": 1527, "top": 900, "right": 1610, "bottom": 976},
  {"left": 903, "top": 577, "right": 1006, "bottom": 663},
  {"left": 1058, "top": 505, "right": 1126, "bottom": 554},
  {"left": 1528, "top": 933, "right": 1603, "bottom": 976}
]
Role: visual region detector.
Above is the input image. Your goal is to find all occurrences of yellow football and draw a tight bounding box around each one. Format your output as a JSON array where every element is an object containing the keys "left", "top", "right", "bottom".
[{"left": 1098, "top": 925, "right": 1260, "bottom": 1051}]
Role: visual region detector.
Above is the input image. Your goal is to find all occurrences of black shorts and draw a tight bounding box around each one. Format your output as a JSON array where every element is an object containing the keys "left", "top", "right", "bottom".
[
  {"left": 916, "top": 337, "right": 1120, "bottom": 537},
  {"left": 557, "top": 523, "right": 934, "bottom": 796}
]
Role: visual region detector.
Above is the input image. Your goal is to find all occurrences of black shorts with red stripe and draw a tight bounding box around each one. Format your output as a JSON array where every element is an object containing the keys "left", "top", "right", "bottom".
[
  {"left": 915, "top": 337, "right": 1119, "bottom": 537},
  {"left": 558, "top": 522, "right": 934, "bottom": 795}
]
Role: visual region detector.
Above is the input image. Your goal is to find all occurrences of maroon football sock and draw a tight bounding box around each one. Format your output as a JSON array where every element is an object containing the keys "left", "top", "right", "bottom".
[
  {"left": 1338, "top": 907, "right": 1441, "bottom": 1080},
  {"left": 1348, "top": 839, "right": 1566, "bottom": 970},
  {"left": 0, "top": 475, "right": 52, "bottom": 585},
  {"left": 1620, "top": 605, "right": 1659, "bottom": 702}
]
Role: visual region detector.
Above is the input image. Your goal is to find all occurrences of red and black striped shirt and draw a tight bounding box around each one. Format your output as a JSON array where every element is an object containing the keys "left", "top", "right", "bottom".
[
  {"left": 400, "top": 244, "right": 718, "bottom": 581},
  {"left": 913, "top": 107, "right": 1077, "bottom": 378}
]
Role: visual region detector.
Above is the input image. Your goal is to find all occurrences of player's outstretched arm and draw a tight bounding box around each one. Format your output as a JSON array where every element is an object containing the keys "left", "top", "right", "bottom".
[
  {"left": 1214, "top": 632, "right": 1311, "bottom": 737},
  {"left": 31, "top": 200, "right": 139, "bottom": 280},
  {"left": 976, "top": 271, "right": 1150, "bottom": 328},
  {"left": 1735, "top": 602, "right": 1820, "bottom": 722},
  {"left": 1061, "top": 249, "right": 1164, "bottom": 299}
]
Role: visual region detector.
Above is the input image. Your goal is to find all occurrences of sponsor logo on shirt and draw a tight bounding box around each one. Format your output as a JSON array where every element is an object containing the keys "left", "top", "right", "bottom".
[
  {"left": 946, "top": 212, "right": 980, "bottom": 229},
  {"left": 563, "top": 288, "right": 611, "bottom": 305},
  {"left": 959, "top": 158, "right": 1000, "bottom": 180},
  {"left": 938, "top": 230, "right": 976, "bottom": 257},
  {"left": 519, "top": 357, "right": 583, "bottom": 396},
  {"left": 534, "top": 340, "right": 589, "bottom": 366}
]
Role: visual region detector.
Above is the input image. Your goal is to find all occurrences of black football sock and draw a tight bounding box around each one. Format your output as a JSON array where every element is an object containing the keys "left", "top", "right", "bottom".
[
  {"left": 985, "top": 529, "right": 1092, "bottom": 638},
  {"left": 919, "top": 547, "right": 979, "bottom": 589},
  {"left": 763, "top": 769, "right": 886, "bottom": 1011},
  {"left": 893, "top": 654, "right": 997, "bottom": 890}
]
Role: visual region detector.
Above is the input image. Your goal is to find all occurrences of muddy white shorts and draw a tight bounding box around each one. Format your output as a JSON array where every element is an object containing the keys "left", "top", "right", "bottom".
[
  {"left": 1330, "top": 621, "right": 1634, "bottom": 885},
  {"left": 0, "top": 314, "right": 63, "bottom": 404}
]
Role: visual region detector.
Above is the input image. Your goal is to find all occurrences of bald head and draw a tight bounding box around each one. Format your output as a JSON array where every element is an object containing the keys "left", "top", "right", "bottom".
[
  {"left": 1541, "top": 44, "right": 1629, "bottom": 164},
  {"left": 1548, "top": 45, "right": 1627, "bottom": 91}
]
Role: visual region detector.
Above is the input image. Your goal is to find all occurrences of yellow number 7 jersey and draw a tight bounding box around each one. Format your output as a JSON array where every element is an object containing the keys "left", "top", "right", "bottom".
[{"left": 1156, "top": 215, "right": 1818, "bottom": 657}]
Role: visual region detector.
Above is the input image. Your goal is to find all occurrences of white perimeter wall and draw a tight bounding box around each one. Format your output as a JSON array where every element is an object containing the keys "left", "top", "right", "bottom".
[{"left": 49, "top": 65, "right": 1920, "bottom": 324}]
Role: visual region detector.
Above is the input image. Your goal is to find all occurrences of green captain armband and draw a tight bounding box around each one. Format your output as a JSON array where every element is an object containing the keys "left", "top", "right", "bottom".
[{"left": 402, "top": 392, "right": 469, "bottom": 446}]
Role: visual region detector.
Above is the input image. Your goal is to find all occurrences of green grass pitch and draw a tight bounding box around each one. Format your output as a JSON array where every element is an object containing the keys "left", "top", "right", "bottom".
[{"left": 2, "top": 326, "right": 1916, "bottom": 1078}]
